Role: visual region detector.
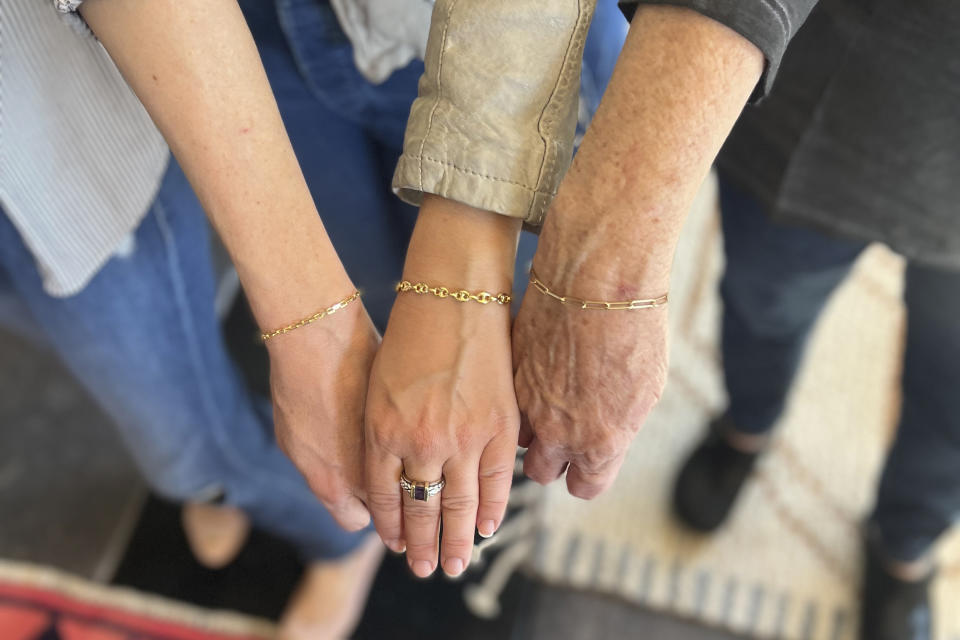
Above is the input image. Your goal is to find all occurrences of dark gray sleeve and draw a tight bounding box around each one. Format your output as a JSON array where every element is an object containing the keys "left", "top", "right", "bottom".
[{"left": 618, "top": 0, "right": 819, "bottom": 99}]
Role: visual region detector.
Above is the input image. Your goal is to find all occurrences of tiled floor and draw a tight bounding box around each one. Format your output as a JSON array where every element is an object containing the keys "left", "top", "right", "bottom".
[{"left": 0, "top": 324, "right": 738, "bottom": 639}]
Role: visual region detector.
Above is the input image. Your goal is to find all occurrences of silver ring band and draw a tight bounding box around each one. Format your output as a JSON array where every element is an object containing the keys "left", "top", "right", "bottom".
[{"left": 399, "top": 471, "right": 445, "bottom": 502}]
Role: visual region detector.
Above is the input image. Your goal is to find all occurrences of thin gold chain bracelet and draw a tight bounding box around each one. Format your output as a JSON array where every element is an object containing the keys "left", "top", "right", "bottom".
[
  {"left": 529, "top": 268, "right": 668, "bottom": 310},
  {"left": 260, "top": 290, "right": 362, "bottom": 342},
  {"left": 395, "top": 280, "right": 512, "bottom": 306}
]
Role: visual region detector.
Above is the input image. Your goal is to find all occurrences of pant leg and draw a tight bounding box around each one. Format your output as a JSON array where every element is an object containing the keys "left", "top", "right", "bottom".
[
  {"left": 718, "top": 177, "right": 866, "bottom": 433},
  {"left": 0, "top": 162, "right": 364, "bottom": 561},
  {"left": 871, "top": 262, "right": 960, "bottom": 562},
  {"left": 0, "top": 263, "right": 46, "bottom": 345},
  {"left": 240, "top": 0, "right": 414, "bottom": 331}
]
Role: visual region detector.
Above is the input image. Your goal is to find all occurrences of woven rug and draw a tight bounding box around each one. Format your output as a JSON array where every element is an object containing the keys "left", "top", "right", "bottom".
[
  {"left": 0, "top": 559, "right": 275, "bottom": 640},
  {"left": 527, "top": 175, "right": 960, "bottom": 640}
]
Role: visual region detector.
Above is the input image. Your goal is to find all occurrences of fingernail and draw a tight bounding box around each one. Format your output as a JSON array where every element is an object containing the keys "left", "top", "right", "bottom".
[
  {"left": 387, "top": 539, "right": 406, "bottom": 554},
  {"left": 478, "top": 520, "right": 497, "bottom": 538},
  {"left": 443, "top": 558, "right": 464, "bottom": 578},
  {"left": 411, "top": 560, "right": 434, "bottom": 578}
]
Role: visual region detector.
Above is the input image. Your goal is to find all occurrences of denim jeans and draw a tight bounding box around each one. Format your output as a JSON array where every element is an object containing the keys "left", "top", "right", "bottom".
[
  {"left": 0, "top": 1, "right": 626, "bottom": 560},
  {"left": 0, "top": 162, "right": 362, "bottom": 560},
  {"left": 718, "top": 176, "right": 960, "bottom": 562}
]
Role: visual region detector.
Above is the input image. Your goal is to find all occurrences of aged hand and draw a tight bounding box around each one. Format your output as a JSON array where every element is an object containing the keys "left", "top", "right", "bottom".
[
  {"left": 512, "top": 259, "right": 668, "bottom": 499},
  {"left": 268, "top": 299, "right": 379, "bottom": 531}
]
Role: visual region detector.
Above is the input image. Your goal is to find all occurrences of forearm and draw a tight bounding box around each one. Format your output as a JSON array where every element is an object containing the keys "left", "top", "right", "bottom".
[
  {"left": 79, "top": 0, "right": 350, "bottom": 329},
  {"left": 402, "top": 196, "right": 521, "bottom": 292},
  {"left": 537, "top": 5, "right": 764, "bottom": 294}
]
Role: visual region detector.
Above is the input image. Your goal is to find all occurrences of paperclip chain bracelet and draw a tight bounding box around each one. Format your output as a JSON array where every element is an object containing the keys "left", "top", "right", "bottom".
[
  {"left": 529, "top": 268, "right": 668, "bottom": 310},
  {"left": 395, "top": 280, "right": 512, "bottom": 306},
  {"left": 260, "top": 290, "right": 362, "bottom": 342}
]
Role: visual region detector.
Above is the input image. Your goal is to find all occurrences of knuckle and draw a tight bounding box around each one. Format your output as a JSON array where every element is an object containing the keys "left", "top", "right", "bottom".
[
  {"left": 579, "top": 439, "right": 622, "bottom": 474},
  {"left": 408, "top": 425, "right": 444, "bottom": 460},
  {"left": 404, "top": 504, "right": 440, "bottom": 526},
  {"left": 405, "top": 541, "right": 437, "bottom": 559},
  {"left": 373, "top": 519, "right": 403, "bottom": 540},
  {"left": 568, "top": 466, "right": 615, "bottom": 501},
  {"left": 480, "top": 463, "right": 514, "bottom": 488},
  {"left": 569, "top": 482, "right": 604, "bottom": 500},
  {"left": 305, "top": 474, "right": 346, "bottom": 506},
  {"left": 524, "top": 464, "right": 560, "bottom": 486},
  {"left": 441, "top": 535, "right": 475, "bottom": 553},
  {"left": 340, "top": 517, "right": 369, "bottom": 533},
  {"left": 441, "top": 493, "right": 478, "bottom": 516},
  {"left": 366, "top": 488, "right": 401, "bottom": 512}
]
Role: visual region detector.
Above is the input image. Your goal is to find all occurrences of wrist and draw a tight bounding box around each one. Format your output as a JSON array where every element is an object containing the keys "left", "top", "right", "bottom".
[
  {"left": 402, "top": 195, "right": 521, "bottom": 291},
  {"left": 535, "top": 195, "right": 679, "bottom": 299},
  {"left": 229, "top": 216, "right": 355, "bottom": 332}
]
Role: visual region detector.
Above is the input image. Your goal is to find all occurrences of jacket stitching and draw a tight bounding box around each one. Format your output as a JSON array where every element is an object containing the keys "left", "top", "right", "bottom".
[
  {"left": 529, "top": 0, "right": 591, "bottom": 224},
  {"left": 405, "top": 153, "right": 557, "bottom": 196},
  {"left": 416, "top": 0, "right": 460, "bottom": 192}
]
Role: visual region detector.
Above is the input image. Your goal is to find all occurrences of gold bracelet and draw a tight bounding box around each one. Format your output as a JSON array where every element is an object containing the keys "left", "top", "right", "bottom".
[
  {"left": 529, "top": 268, "right": 668, "bottom": 310},
  {"left": 260, "top": 290, "right": 362, "bottom": 342},
  {"left": 395, "top": 280, "right": 512, "bottom": 305}
]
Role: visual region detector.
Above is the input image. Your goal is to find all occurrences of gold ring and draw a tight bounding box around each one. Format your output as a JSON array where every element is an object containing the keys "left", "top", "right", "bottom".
[{"left": 399, "top": 471, "right": 445, "bottom": 502}]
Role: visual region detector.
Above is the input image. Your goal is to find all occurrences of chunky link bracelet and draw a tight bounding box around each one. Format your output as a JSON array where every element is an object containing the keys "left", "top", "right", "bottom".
[
  {"left": 395, "top": 280, "right": 512, "bottom": 306},
  {"left": 529, "top": 268, "right": 668, "bottom": 310},
  {"left": 260, "top": 290, "right": 362, "bottom": 342}
]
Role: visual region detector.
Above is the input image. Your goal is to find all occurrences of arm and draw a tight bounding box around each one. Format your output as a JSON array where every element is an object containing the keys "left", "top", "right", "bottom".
[
  {"left": 513, "top": 5, "right": 764, "bottom": 497},
  {"left": 363, "top": 0, "right": 598, "bottom": 579},
  {"left": 79, "top": 0, "right": 376, "bottom": 529},
  {"left": 364, "top": 197, "right": 521, "bottom": 577}
]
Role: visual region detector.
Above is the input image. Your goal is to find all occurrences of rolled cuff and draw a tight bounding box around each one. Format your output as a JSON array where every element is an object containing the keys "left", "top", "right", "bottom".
[
  {"left": 619, "top": 0, "right": 818, "bottom": 100},
  {"left": 393, "top": 0, "right": 597, "bottom": 226}
]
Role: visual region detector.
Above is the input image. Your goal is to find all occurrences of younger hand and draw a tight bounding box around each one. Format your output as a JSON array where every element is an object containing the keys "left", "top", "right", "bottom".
[{"left": 268, "top": 300, "right": 379, "bottom": 531}]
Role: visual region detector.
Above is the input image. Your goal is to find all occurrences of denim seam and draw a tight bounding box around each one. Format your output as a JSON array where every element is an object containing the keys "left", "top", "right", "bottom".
[{"left": 152, "top": 201, "right": 309, "bottom": 501}]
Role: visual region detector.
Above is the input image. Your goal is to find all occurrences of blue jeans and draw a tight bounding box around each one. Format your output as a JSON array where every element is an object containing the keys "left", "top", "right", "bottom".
[
  {"left": 0, "top": 162, "right": 361, "bottom": 561},
  {"left": 718, "top": 176, "right": 960, "bottom": 562},
  {"left": 0, "top": 1, "right": 626, "bottom": 560}
]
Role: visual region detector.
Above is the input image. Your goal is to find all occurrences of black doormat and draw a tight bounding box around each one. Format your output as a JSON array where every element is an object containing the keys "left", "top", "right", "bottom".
[{"left": 112, "top": 496, "right": 531, "bottom": 639}]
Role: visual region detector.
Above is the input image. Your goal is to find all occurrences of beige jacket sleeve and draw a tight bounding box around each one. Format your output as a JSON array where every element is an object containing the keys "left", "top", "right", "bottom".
[{"left": 392, "top": 0, "right": 598, "bottom": 226}]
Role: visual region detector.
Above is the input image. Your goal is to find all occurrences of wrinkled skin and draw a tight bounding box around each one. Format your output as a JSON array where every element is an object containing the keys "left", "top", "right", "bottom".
[{"left": 512, "top": 269, "right": 668, "bottom": 499}]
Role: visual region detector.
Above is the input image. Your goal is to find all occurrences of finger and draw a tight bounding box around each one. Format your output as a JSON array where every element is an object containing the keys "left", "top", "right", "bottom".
[
  {"left": 477, "top": 429, "right": 517, "bottom": 538},
  {"left": 364, "top": 443, "right": 406, "bottom": 554},
  {"left": 401, "top": 458, "right": 445, "bottom": 578},
  {"left": 523, "top": 437, "right": 569, "bottom": 485},
  {"left": 566, "top": 451, "right": 628, "bottom": 500},
  {"left": 312, "top": 488, "right": 371, "bottom": 533},
  {"left": 518, "top": 413, "right": 534, "bottom": 448},
  {"left": 438, "top": 457, "right": 480, "bottom": 578}
]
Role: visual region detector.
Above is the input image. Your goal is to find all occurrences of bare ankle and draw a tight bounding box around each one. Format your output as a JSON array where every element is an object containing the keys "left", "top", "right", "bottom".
[{"left": 719, "top": 422, "right": 771, "bottom": 454}]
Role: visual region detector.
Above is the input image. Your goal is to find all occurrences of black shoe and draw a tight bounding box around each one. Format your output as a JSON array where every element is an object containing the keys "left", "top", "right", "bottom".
[
  {"left": 860, "top": 536, "right": 934, "bottom": 640},
  {"left": 672, "top": 417, "right": 762, "bottom": 532}
]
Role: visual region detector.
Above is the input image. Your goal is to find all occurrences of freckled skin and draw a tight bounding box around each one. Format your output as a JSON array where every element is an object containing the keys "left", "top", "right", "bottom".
[
  {"left": 512, "top": 6, "right": 763, "bottom": 500},
  {"left": 78, "top": 0, "right": 377, "bottom": 533}
]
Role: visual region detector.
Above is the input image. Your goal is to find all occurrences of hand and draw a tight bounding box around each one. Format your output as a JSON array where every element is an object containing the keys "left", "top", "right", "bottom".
[
  {"left": 268, "top": 299, "right": 379, "bottom": 531},
  {"left": 512, "top": 260, "right": 668, "bottom": 499},
  {"left": 363, "top": 196, "right": 521, "bottom": 578}
]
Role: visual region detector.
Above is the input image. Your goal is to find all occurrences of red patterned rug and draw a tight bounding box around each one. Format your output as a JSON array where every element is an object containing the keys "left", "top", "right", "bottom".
[{"left": 0, "top": 560, "right": 274, "bottom": 640}]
